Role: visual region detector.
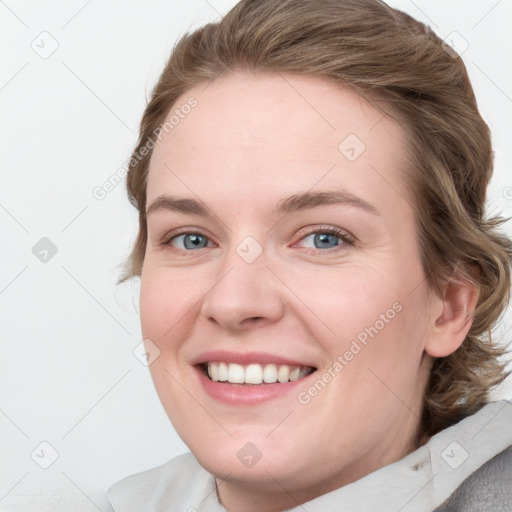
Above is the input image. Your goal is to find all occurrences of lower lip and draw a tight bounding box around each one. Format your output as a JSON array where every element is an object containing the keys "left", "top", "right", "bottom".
[{"left": 195, "top": 366, "right": 314, "bottom": 405}]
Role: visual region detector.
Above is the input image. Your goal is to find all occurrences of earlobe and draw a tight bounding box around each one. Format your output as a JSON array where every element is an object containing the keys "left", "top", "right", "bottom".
[{"left": 425, "top": 277, "right": 479, "bottom": 358}]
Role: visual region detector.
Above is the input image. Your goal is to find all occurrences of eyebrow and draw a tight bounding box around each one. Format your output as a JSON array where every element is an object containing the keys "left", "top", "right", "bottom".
[{"left": 146, "top": 190, "right": 380, "bottom": 218}]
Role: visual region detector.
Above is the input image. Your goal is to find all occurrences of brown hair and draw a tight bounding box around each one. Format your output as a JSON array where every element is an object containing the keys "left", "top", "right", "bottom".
[{"left": 119, "top": 0, "right": 512, "bottom": 436}]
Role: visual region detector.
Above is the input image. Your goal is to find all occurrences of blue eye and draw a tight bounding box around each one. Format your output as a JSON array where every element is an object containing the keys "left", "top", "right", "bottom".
[
  {"left": 301, "top": 231, "right": 341, "bottom": 250},
  {"left": 162, "top": 232, "right": 211, "bottom": 250},
  {"left": 295, "top": 226, "right": 354, "bottom": 252}
]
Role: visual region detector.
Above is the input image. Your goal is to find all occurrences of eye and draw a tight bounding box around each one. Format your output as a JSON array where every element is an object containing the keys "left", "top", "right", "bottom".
[
  {"left": 294, "top": 226, "right": 355, "bottom": 252},
  {"left": 160, "top": 229, "right": 213, "bottom": 251}
]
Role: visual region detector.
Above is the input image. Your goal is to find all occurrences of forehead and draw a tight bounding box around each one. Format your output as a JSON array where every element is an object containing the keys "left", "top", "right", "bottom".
[{"left": 146, "top": 71, "right": 411, "bottom": 213}]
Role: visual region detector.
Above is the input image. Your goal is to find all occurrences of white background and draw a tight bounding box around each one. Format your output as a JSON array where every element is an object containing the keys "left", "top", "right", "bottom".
[{"left": 1, "top": 0, "right": 511, "bottom": 510}]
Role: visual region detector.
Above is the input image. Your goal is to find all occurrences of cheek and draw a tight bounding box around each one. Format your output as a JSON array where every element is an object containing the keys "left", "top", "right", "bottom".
[
  {"left": 305, "top": 265, "right": 401, "bottom": 337},
  {"left": 139, "top": 277, "right": 166, "bottom": 337},
  {"left": 139, "top": 270, "right": 191, "bottom": 345},
  {"left": 312, "top": 263, "right": 427, "bottom": 376}
]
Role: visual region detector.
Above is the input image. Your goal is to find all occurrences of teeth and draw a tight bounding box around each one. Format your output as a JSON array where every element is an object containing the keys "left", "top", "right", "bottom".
[
  {"left": 277, "top": 365, "right": 290, "bottom": 383},
  {"left": 208, "top": 362, "right": 219, "bottom": 381},
  {"left": 218, "top": 362, "right": 228, "bottom": 382},
  {"left": 205, "top": 362, "right": 314, "bottom": 384},
  {"left": 245, "top": 364, "right": 263, "bottom": 384},
  {"left": 289, "top": 367, "right": 301, "bottom": 381},
  {"left": 263, "top": 363, "right": 277, "bottom": 383},
  {"left": 228, "top": 363, "right": 245, "bottom": 383}
]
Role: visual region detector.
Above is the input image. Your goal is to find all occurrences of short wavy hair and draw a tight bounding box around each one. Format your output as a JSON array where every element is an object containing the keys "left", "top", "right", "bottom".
[{"left": 119, "top": 0, "right": 512, "bottom": 437}]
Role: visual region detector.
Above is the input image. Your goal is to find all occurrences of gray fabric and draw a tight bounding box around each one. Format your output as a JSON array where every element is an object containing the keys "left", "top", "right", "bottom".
[
  {"left": 107, "top": 453, "right": 224, "bottom": 512},
  {"left": 434, "top": 445, "right": 512, "bottom": 512}
]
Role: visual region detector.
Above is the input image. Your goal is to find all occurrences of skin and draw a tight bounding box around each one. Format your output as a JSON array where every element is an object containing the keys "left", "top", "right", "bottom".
[{"left": 139, "top": 71, "right": 477, "bottom": 512}]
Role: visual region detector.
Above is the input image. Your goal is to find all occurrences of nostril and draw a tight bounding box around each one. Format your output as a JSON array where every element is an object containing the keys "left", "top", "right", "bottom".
[{"left": 237, "top": 317, "right": 265, "bottom": 328}]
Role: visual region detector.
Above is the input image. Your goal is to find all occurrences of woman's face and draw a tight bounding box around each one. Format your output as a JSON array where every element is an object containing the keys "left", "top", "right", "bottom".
[{"left": 140, "top": 72, "right": 437, "bottom": 504}]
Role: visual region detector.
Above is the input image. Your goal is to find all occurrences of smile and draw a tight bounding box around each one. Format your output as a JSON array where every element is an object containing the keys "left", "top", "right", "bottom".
[{"left": 203, "top": 362, "right": 316, "bottom": 385}]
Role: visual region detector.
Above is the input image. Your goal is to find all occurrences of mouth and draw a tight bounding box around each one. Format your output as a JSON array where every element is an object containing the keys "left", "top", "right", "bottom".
[{"left": 198, "top": 362, "right": 317, "bottom": 385}]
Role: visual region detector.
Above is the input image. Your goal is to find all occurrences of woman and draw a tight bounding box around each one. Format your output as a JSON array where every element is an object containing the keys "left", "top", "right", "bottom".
[{"left": 108, "top": 0, "right": 512, "bottom": 510}]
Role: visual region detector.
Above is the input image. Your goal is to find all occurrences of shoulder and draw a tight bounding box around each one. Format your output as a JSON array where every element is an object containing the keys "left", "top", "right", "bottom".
[
  {"left": 435, "top": 445, "right": 512, "bottom": 512},
  {"left": 107, "top": 452, "right": 214, "bottom": 511}
]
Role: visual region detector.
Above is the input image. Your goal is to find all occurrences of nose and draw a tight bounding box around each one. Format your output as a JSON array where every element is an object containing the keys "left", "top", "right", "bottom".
[{"left": 199, "top": 249, "right": 286, "bottom": 333}]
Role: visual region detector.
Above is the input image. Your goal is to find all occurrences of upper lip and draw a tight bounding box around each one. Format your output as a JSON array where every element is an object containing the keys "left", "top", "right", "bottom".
[{"left": 191, "top": 350, "right": 317, "bottom": 368}]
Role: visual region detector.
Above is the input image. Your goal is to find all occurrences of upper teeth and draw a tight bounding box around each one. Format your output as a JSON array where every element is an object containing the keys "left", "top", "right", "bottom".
[{"left": 206, "top": 362, "right": 313, "bottom": 384}]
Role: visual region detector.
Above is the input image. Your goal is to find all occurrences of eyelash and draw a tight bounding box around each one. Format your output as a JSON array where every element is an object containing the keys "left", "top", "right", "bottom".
[{"left": 159, "top": 225, "right": 356, "bottom": 254}]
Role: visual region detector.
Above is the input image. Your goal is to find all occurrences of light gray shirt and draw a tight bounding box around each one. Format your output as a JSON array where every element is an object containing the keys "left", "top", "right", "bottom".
[{"left": 107, "top": 399, "right": 512, "bottom": 511}]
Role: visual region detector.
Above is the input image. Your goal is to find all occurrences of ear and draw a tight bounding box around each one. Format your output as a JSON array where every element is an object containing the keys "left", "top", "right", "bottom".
[{"left": 425, "top": 274, "right": 479, "bottom": 358}]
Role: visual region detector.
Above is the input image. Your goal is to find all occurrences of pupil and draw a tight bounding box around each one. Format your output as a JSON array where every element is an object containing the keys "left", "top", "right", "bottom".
[
  {"left": 185, "top": 234, "right": 206, "bottom": 249},
  {"left": 316, "top": 233, "right": 338, "bottom": 248}
]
